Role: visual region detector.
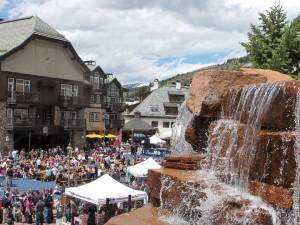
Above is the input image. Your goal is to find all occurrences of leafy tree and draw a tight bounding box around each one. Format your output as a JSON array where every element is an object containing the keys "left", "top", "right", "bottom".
[{"left": 242, "top": 5, "right": 300, "bottom": 77}]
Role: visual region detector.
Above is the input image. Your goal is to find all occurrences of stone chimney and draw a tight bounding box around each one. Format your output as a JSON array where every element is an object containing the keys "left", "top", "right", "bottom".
[
  {"left": 176, "top": 80, "right": 182, "bottom": 90},
  {"left": 150, "top": 79, "right": 159, "bottom": 91}
]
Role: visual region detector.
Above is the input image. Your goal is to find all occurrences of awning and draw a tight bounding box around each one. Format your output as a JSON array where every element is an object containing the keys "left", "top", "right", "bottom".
[
  {"left": 127, "top": 157, "right": 162, "bottom": 177},
  {"left": 65, "top": 174, "right": 147, "bottom": 205},
  {"left": 86, "top": 133, "right": 104, "bottom": 139},
  {"left": 150, "top": 135, "right": 166, "bottom": 145}
]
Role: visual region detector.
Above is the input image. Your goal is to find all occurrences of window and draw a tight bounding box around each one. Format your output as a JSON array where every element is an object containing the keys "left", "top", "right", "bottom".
[
  {"left": 96, "top": 95, "right": 101, "bottom": 104},
  {"left": 8, "top": 78, "right": 14, "bottom": 92},
  {"left": 61, "top": 111, "right": 77, "bottom": 120},
  {"left": 13, "top": 108, "right": 29, "bottom": 123},
  {"left": 165, "top": 107, "right": 178, "bottom": 115},
  {"left": 149, "top": 106, "right": 159, "bottom": 113},
  {"left": 6, "top": 108, "right": 13, "bottom": 125},
  {"left": 90, "top": 95, "right": 95, "bottom": 104},
  {"left": 60, "top": 84, "right": 78, "bottom": 97},
  {"left": 171, "top": 122, "right": 175, "bottom": 127},
  {"left": 163, "top": 121, "right": 170, "bottom": 128},
  {"left": 16, "top": 79, "right": 30, "bottom": 93},
  {"left": 90, "top": 75, "right": 99, "bottom": 89},
  {"left": 108, "top": 83, "right": 119, "bottom": 97},
  {"left": 169, "top": 94, "right": 185, "bottom": 103},
  {"left": 89, "top": 112, "right": 100, "bottom": 122},
  {"left": 151, "top": 121, "right": 158, "bottom": 128}
]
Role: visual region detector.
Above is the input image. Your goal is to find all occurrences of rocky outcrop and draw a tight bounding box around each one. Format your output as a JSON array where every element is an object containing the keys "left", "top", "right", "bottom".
[
  {"left": 185, "top": 69, "right": 295, "bottom": 153},
  {"left": 248, "top": 181, "right": 293, "bottom": 209},
  {"left": 187, "top": 70, "right": 266, "bottom": 117},
  {"left": 147, "top": 168, "right": 277, "bottom": 224},
  {"left": 212, "top": 198, "right": 273, "bottom": 225},
  {"left": 221, "top": 80, "right": 300, "bottom": 131},
  {"left": 186, "top": 69, "right": 293, "bottom": 117},
  {"left": 208, "top": 121, "right": 296, "bottom": 189}
]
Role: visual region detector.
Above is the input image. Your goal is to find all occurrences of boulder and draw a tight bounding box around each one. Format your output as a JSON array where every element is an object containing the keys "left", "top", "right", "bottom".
[
  {"left": 241, "top": 68, "right": 294, "bottom": 83},
  {"left": 187, "top": 70, "right": 267, "bottom": 117},
  {"left": 212, "top": 197, "right": 273, "bottom": 225},
  {"left": 185, "top": 116, "right": 217, "bottom": 153},
  {"left": 248, "top": 181, "right": 293, "bottom": 209},
  {"left": 187, "top": 69, "right": 293, "bottom": 117},
  {"left": 207, "top": 121, "right": 296, "bottom": 189},
  {"left": 251, "top": 131, "right": 296, "bottom": 188},
  {"left": 222, "top": 80, "right": 300, "bottom": 130}
]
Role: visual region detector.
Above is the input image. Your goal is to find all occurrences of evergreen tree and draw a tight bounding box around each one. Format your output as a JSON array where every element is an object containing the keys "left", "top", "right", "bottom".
[{"left": 242, "top": 4, "right": 300, "bottom": 76}]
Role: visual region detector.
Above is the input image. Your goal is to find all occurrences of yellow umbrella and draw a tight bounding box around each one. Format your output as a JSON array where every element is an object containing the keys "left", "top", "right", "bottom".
[
  {"left": 86, "top": 133, "right": 103, "bottom": 139},
  {"left": 105, "top": 134, "right": 117, "bottom": 139}
]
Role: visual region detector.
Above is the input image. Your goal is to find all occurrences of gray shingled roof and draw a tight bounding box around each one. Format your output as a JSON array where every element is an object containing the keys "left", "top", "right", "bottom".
[
  {"left": 123, "top": 117, "right": 157, "bottom": 132},
  {"left": 0, "top": 16, "right": 69, "bottom": 57},
  {"left": 130, "top": 85, "right": 189, "bottom": 117}
]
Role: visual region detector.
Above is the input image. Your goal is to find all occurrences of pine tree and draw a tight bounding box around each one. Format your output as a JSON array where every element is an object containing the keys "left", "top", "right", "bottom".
[{"left": 241, "top": 4, "right": 300, "bottom": 76}]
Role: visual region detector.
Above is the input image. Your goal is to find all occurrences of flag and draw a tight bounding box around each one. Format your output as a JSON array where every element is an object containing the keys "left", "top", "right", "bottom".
[{"left": 114, "top": 128, "right": 122, "bottom": 147}]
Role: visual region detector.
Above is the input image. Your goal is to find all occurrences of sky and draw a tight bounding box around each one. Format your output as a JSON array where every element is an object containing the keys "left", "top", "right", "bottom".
[{"left": 0, "top": 0, "right": 299, "bottom": 84}]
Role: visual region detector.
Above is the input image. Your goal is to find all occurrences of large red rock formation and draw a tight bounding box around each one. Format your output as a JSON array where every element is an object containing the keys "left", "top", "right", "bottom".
[
  {"left": 186, "top": 69, "right": 293, "bottom": 117},
  {"left": 212, "top": 198, "right": 273, "bottom": 225},
  {"left": 208, "top": 121, "right": 296, "bottom": 189}
]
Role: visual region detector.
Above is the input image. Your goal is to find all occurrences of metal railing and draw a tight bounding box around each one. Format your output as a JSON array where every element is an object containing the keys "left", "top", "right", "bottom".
[
  {"left": 60, "top": 119, "right": 86, "bottom": 130},
  {"left": 7, "top": 91, "right": 40, "bottom": 104}
]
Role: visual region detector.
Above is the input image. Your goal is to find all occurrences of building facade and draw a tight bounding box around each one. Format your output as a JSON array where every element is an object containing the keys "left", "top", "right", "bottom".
[
  {"left": 84, "top": 61, "right": 107, "bottom": 134},
  {"left": 0, "top": 17, "right": 88, "bottom": 152},
  {"left": 105, "top": 75, "right": 125, "bottom": 133},
  {"left": 0, "top": 16, "right": 126, "bottom": 153},
  {"left": 124, "top": 81, "right": 189, "bottom": 139}
]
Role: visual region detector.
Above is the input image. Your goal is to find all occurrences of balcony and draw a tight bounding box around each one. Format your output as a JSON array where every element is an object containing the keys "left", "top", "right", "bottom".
[
  {"left": 106, "top": 103, "right": 125, "bottom": 112},
  {"left": 60, "top": 119, "right": 86, "bottom": 131},
  {"left": 6, "top": 117, "right": 34, "bottom": 131},
  {"left": 7, "top": 91, "right": 40, "bottom": 105},
  {"left": 58, "top": 96, "right": 87, "bottom": 107},
  {"left": 106, "top": 119, "right": 124, "bottom": 129}
]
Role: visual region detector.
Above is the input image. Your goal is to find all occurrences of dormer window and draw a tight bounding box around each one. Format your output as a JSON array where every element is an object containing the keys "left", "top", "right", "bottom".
[
  {"left": 149, "top": 106, "right": 159, "bottom": 113},
  {"left": 90, "top": 75, "right": 99, "bottom": 89}
]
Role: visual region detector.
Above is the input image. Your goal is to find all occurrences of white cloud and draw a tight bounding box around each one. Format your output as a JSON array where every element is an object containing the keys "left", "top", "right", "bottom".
[
  {"left": 6, "top": 0, "right": 300, "bottom": 83},
  {"left": 0, "top": 0, "right": 7, "bottom": 10}
]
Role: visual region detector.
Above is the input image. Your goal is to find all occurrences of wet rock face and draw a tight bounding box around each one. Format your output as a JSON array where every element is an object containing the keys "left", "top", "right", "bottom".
[
  {"left": 252, "top": 131, "right": 296, "bottom": 188},
  {"left": 148, "top": 169, "right": 276, "bottom": 225},
  {"left": 185, "top": 116, "right": 217, "bottom": 153},
  {"left": 185, "top": 69, "right": 296, "bottom": 153},
  {"left": 186, "top": 70, "right": 267, "bottom": 117},
  {"left": 212, "top": 198, "right": 273, "bottom": 225},
  {"left": 221, "top": 81, "right": 300, "bottom": 131},
  {"left": 208, "top": 121, "right": 296, "bottom": 189}
]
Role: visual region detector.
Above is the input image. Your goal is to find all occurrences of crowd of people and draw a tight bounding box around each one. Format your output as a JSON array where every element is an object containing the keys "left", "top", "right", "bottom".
[{"left": 0, "top": 142, "right": 152, "bottom": 224}]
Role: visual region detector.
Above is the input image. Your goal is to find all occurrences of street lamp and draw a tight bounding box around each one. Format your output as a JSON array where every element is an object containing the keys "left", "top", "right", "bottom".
[{"left": 67, "top": 143, "right": 73, "bottom": 187}]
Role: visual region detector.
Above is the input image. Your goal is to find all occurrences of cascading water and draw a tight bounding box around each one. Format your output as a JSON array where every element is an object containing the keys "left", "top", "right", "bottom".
[
  {"left": 293, "top": 90, "right": 300, "bottom": 224},
  {"left": 207, "top": 82, "right": 284, "bottom": 189},
  {"left": 171, "top": 101, "right": 194, "bottom": 154}
]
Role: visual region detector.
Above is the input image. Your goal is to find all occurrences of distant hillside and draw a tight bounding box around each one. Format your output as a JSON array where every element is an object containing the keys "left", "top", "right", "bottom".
[
  {"left": 124, "top": 56, "right": 249, "bottom": 100},
  {"left": 159, "top": 56, "right": 249, "bottom": 86}
]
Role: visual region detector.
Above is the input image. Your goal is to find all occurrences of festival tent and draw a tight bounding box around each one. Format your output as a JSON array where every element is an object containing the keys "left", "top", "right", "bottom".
[
  {"left": 127, "top": 157, "right": 162, "bottom": 177},
  {"left": 150, "top": 134, "right": 166, "bottom": 145},
  {"left": 65, "top": 174, "right": 147, "bottom": 205}
]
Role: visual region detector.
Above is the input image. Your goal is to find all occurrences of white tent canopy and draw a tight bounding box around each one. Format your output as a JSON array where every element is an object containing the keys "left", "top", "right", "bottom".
[
  {"left": 150, "top": 134, "right": 166, "bottom": 145},
  {"left": 127, "top": 157, "right": 162, "bottom": 177},
  {"left": 65, "top": 174, "right": 147, "bottom": 205}
]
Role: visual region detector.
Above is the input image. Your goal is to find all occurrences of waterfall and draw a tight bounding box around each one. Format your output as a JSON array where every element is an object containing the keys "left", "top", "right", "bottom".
[
  {"left": 207, "top": 82, "right": 284, "bottom": 189},
  {"left": 171, "top": 101, "right": 194, "bottom": 154},
  {"left": 293, "top": 90, "right": 300, "bottom": 224}
]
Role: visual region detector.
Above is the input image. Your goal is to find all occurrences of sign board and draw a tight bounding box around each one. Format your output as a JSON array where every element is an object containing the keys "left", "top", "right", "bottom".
[{"left": 43, "top": 126, "right": 48, "bottom": 136}]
